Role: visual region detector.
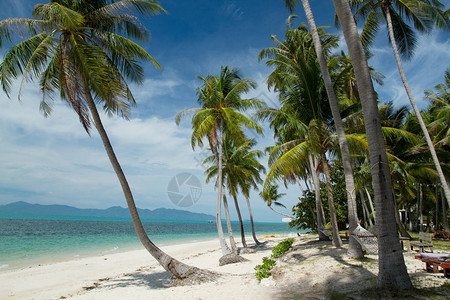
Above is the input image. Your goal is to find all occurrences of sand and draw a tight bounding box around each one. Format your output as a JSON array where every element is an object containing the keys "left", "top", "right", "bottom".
[{"left": 0, "top": 234, "right": 448, "bottom": 299}]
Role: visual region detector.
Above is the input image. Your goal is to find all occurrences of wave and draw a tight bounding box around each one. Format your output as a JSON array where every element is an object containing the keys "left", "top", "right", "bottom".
[
  {"left": 102, "top": 246, "right": 119, "bottom": 254},
  {"left": 0, "top": 264, "right": 9, "bottom": 269}
]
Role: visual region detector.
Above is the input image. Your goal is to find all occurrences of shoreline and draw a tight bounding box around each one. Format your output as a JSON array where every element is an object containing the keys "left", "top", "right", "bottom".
[
  {"left": 0, "top": 234, "right": 287, "bottom": 299},
  {"left": 1, "top": 233, "right": 448, "bottom": 299}
]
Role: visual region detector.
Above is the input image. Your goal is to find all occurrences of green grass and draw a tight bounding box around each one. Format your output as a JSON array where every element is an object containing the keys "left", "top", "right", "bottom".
[{"left": 408, "top": 231, "right": 450, "bottom": 252}]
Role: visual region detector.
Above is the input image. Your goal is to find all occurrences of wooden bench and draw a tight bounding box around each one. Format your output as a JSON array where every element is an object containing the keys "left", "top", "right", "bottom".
[{"left": 411, "top": 232, "right": 433, "bottom": 253}]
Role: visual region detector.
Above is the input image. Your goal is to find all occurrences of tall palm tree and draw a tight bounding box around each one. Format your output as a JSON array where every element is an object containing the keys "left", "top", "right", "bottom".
[
  {"left": 349, "top": 0, "right": 450, "bottom": 207},
  {"left": 226, "top": 139, "right": 265, "bottom": 246},
  {"left": 258, "top": 21, "right": 336, "bottom": 241},
  {"left": 283, "top": 0, "right": 364, "bottom": 257},
  {"left": 331, "top": 0, "right": 413, "bottom": 290},
  {"left": 205, "top": 138, "right": 265, "bottom": 247},
  {"left": 176, "top": 66, "right": 264, "bottom": 259},
  {"left": 0, "top": 0, "right": 207, "bottom": 280}
]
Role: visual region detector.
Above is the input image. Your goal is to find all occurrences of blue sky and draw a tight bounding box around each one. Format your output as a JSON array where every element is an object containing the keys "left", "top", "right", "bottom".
[{"left": 0, "top": 0, "right": 448, "bottom": 223}]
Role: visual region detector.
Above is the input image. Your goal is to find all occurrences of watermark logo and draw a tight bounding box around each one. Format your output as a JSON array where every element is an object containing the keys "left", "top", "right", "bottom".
[{"left": 167, "top": 173, "right": 202, "bottom": 207}]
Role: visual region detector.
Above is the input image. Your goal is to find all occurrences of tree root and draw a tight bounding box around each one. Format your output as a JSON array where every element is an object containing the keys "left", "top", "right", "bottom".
[
  {"left": 170, "top": 268, "right": 220, "bottom": 287},
  {"left": 219, "top": 253, "right": 246, "bottom": 266}
]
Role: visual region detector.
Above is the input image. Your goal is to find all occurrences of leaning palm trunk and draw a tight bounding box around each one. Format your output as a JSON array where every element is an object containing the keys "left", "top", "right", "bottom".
[
  {"left": 301, "top": 0, "right": 362, "bottom": 257},
  {"left": 269, "top": 205, "right": 295, "bottom": 219},
  {"left": 322, "top": 156, "right": 343, "bottom": 247},
  {"left": 216, "top": 120, "right": 232, "bottom": 255},
  {"left": 385, "top": 8, "right": 450, "bottom": 208},
  {"left": 360, "top": 190, "right": 374, "bottom": 228},
  {"left": 232, "top": 194, "right": 247, "bottom": 248},
  {"left": 83, "top": 90, "right": 199, "bottom": 279},
  {"left": 223, "top": 193, "right": 238, "bottom": 253},
  {"left": 332, "top": 0, "right": 412, "bottom": 290},
  {"left": 365, "top": 187, "right": 376, "bottom": 222},
  {"left": 309, "top": 155, "right": 328, "bottom": 240},
  {"left": 245, "top": 196, "right": 262, "bottom": 245}
]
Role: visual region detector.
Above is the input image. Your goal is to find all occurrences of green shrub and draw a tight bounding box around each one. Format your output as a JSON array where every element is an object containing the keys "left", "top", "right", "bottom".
[
  {"left": 255, "top": 238, "right": 295, "bottom": 281},
  {"left": 271, "top": 238, "right": 294, "bottom": 259},
  {"left": 254, "top": 256, "right": 276, "bottom": 281}
]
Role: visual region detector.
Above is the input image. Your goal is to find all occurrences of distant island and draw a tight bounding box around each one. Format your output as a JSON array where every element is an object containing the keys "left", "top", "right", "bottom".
[{"left": 0, "top": 201, "right": 215, "bottom": 222}]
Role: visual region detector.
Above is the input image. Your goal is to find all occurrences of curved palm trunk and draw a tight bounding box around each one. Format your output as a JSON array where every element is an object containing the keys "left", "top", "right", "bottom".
[
  {"left": 217, "top": 120, "right": 232, "bottom": 255},
  {"left": 309, "top": 155, "right": 328, "bottom": 240},
  {"left": 231, "top": 194, "right": 247, "bottom": 248},
  {"left": 365, "top": 187, "right": 376, "bottom": 222},
  {"left": 332, "top": 0, "right": 412, "bottom": 290},
  {"left": 83, "top": 92, "right": 197, "bottom": 279},
  {"left": 301, "top": 0, "right": 362, "bottom": 257},
  {"left": 223, "top": 193, "right": 238, "bottom": 253},
  {"left": 322, "top": 155, "right": 343, "bottom": 247},
  {"left": 360, "top": 190, "right": 374, "bottom": 228},
  {"left": 245, "top": 196, "right": 262, "bottom": 245},
  {"left": 269, "top": 205, "right": 295, "bottom": 219},
  {"left": 385, "top": 7, "right": 450, "bottom": 208}
]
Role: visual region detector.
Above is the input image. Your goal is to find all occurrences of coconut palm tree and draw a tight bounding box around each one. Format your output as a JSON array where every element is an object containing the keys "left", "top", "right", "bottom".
[
  {"left": 205, "top": 138, "right": 265, "bottom": 247},
  {"left": 331, "top": 0, "right": 413, "bottom": 290},
  {"left": 349, "top": 0, "right": 450, "bottom": 207},
  {"left": 283, "top": 0, "right": 363, "bottom": 257},
  {"left": 226, "top": 139, "right": 265, "bottom": 246},
  {"left": 0, "top": 0, "right": 210, "bottom": 280},
  {"left": 176, "top": 66, "right": 264, "bottom": 260},
  {"left": 258, "top": 21, "right": 336, "bottom": 241},
  {"left": 260, "top": 184, "right": 293, "bottom": 219}
]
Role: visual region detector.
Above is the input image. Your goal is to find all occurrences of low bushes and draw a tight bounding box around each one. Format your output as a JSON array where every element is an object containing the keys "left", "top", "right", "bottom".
[{"left": 255, "top": 238, "right": 294, "bottom": 281}]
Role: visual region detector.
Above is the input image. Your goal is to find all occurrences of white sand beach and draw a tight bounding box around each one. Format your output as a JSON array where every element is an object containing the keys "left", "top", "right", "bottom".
[{"left": 0, "top": 234, "right": 448, "bottom": 299}]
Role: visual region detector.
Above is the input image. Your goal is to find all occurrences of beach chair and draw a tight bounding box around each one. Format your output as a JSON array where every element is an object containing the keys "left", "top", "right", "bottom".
[
  {"left": 415, "top": 253, "right": 450, "bottom": 277},
  {"left": 350, "top": 225, "right": 378, "bottom": 254}
]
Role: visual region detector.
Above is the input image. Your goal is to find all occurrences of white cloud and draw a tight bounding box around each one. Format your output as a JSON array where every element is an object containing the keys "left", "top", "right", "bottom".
[
  {"left": 371, "top": 31, "right": 450, "bottom": 109},
  {"left": 0, "top": 83, "right": 206, "bottom": 210}
]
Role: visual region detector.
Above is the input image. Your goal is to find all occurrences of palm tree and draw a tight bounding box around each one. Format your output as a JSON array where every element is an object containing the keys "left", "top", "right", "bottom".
[
  {"left": 258, "top": 21, "right": 336, "bottom": 241},
  {"left": 176, "top": 66, "right": 264, "bottom": 259},
  {"left": 260, "top": 184, "right": 293, "bottom": 219},
  {"left": 0, "top": 0, "right": 208, "bottom": 280},
  {"left": 259, "top": 21, "right": 354, "bottom": 246},
  {"left": 226, "top": 139, "right": 265, "bottom": 246},
  {"left": 331, "top": 0, "right": 413, "bottom": 290},
  {"left": 283, "top": 0, "right": 363, "bottom": 257},
  {"left": 205, "top": 138, "right": 265, "bottom": 247},
  {"left": 349, "top": 0, "right": 450, "bottom": 207}
]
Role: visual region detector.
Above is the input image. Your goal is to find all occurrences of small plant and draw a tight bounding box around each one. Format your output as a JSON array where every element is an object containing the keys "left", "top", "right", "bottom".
[
  {"left": 271, "top": 238, "right": 294, "bottom": 259},
  {"left": 255, "top": 257, "right": 276, "bottom": 281},
  {"left": 255, "top": 238, "right": 295, "bottom": 281}
]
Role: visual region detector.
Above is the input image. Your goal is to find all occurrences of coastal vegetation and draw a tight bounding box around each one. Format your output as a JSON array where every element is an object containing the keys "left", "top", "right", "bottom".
[
  {"left": 254, "top": 237, "right": 294, "bottom": 281},
  {"left": 0, "top": 0, "right": 449, "bottom": 295}
]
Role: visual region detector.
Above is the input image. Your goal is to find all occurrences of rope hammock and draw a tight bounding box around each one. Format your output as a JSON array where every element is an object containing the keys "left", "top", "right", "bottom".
[{"left": 351, "top": 225, "right": 378, "bottom": 254}]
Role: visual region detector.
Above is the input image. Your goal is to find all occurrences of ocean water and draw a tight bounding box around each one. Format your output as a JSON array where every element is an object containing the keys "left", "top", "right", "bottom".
[{"left": 0, "top": 213, "right": 300, "bottom": 270}]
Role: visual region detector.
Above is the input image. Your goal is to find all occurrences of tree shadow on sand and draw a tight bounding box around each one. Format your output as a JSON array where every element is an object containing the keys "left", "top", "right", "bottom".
[{"left": 98, "top": 271, "right": 173, "bottom": 290}]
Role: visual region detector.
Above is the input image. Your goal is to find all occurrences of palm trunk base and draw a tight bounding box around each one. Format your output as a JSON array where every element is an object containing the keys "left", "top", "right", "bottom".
[
  {"left": 219, "top": 253, "right": 245, "bottom": 266},
  {"left": 318, "top": 231, "right": 330, "bottom": 241},
  {"left": 347, "top": 236, "right": 364, "bottom": 258},
  {"left": 170, "top": 267, "right": 220, "bottom": 286}
]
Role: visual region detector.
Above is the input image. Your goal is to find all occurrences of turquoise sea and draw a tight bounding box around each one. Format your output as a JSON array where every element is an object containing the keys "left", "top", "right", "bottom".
[{"left": 0, "top": 213, "right": 301, "bottom": 270}]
